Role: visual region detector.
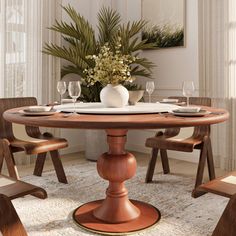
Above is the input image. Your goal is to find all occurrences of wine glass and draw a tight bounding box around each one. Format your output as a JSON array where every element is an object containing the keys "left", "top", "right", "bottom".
[
  {"left": 57, "top": 81, "right": 66, "bottom": 104},
  {"left": 182, "top": 81, "right": 195, "bottom": 106},
  {"left": 146, "top": 81, "right": 155, "bottom": 103},
  {"left": 68, "top": 81, "right": 81, "bottom": 115}
]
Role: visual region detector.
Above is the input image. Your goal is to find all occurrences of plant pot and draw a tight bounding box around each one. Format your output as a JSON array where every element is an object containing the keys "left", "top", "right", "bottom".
[
  {"left": 128, "top": 90, "right": 144, "bottom": 105},
  {"left": 100, "top": 84, "right": 129, "bottom": 108},
  {"left": 85, "top": 130, "right": 107, "bottom": 161}
]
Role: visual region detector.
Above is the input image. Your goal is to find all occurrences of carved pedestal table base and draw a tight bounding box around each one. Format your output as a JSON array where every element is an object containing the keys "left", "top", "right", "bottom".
[{"left": 73, "top": 130, "right": 161, "bottom": 235}]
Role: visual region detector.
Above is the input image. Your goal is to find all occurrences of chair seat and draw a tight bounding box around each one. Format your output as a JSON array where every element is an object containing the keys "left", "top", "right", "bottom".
[
  {"left": 10, "top": 137, "right": 68, "bottom": 155},
  {"left": 145, "top": 135, "right": 203, "bottom": 152},
  {"left": 198, "top": 171, "right": 236, "bottom": 198},
  {"left": 0, "top": 174, "right": 47, "bottom": 200}
]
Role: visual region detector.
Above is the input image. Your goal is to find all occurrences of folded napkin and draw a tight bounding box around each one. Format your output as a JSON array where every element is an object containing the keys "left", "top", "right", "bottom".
[
  {"left": 174, "top": 106, "right": 201, "bottom": 113},
  {"left": 24, "top": 106, "right": 52, "bottom": 112},
  {"left": 162, "top": 98, "right": 179, "bottom": 103}
]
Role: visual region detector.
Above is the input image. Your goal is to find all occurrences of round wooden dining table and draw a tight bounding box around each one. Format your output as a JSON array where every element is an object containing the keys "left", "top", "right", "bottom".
[{"left": 3, "top": 105, "right": 229, "bottom": 235}]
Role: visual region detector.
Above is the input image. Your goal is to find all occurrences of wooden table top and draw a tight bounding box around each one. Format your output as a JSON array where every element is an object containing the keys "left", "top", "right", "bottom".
[{"left": 3, "top": 106, "right": 229, "bottom": 130}]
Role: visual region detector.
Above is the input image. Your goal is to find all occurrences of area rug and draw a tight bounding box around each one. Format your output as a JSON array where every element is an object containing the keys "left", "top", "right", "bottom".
[{"left": 13, "top": 161, "right": 228, "bottom": 236}]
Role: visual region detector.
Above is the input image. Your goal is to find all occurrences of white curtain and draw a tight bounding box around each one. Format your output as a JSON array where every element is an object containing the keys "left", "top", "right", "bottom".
[
  {"left": 0, "top": 0, "right": 62, "bottom": 166},
  {"left": 0, "top": 0, "right": 61, "bottom": 104},
  {"left": 199, "top": 0, "right": 236, "bottom": 170}
]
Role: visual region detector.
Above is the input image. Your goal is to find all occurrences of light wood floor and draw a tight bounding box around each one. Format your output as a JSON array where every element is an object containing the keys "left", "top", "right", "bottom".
[{"left": 2, "top": 151, "right": 227, "bottom": 180}]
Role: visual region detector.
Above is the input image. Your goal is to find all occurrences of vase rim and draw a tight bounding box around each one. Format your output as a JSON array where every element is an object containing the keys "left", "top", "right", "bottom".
[{"left": 106, "top": 83, "right": 122, "bottom": 87}]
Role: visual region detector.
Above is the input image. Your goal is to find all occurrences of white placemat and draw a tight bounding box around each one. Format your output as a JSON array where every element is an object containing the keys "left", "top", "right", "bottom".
[
  {"left": 0, "top": 176, "right": 16, "bottom": 187},
  {"left": 221, "top": 175, "right": 236, "bottom": 185},
  {"left": 55, "top": 102, "right": 181, "bottom": 114}
]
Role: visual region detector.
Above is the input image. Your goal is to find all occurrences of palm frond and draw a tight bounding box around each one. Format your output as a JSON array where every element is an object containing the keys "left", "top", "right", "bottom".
[
  {"left": 62, "top": 36, "right": 76, "bottom": 46},
  {"left": 131, "top": 66, "right": 152, "bottom": 78},
  {"left": 127, "top": 20, "right": 147, "bottom": 38},
  {"left": 118, "top": 20, "right": 155, "bottom": 54},
  {"left": 50, "top": 20, "right": 81, "bottom": 40},
  {"left": 134, "top": 58, "right": 155, "bottom": 72},
  {"left": 43, "top": 43, "right": 79, "bottom": 66},
  {"left": 61, "top": 65, "right": 84, "bottom": 78},
  {"left": 62, "top": 5, "right": 96, "bottom": 50},
  {"left": 97, "top": 7, "right": 121, "bottom": 45}
]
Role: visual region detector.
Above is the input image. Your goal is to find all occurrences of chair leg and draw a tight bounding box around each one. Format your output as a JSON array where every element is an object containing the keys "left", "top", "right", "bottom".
[
  {"left": 192, "top": 138, "right": 208, "bottom": 198},
  {"left": 50, "top": 150, "right": 68, "bottom": 184},
  {"left": 145, "top": 148, "right": 159, "bottom": 183},
  {"left": 206, "top": 138, "right": 216, "bottom": 180},
  {"left": 1, "top": 140, "right": 19, "bottom": 179},
  {"left": 0, "top": 194, "right": 28, "bottom": 236},
  {"left": 160, "top": 149, "right": 170, "bottom": 174},
  {"left": 33, "top": 152, "right": 47, "bottom": 176},
  {"left": 212, "top": 194, "right": 236, "bottom": 236},
  {"left": 0, "top": 148, "right": 4, "bottom": 174}
]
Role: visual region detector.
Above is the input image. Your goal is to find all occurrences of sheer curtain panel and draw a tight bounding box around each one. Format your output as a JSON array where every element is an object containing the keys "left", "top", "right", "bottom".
[
  {"left": 0, "top": 0, "right": 61, "bottom": 104},
  {"left": 0, "top": 0, "right": 61, "bottom": 166},
  {"left": 199, "top": 0, "right": 236, "bottom": 170}
]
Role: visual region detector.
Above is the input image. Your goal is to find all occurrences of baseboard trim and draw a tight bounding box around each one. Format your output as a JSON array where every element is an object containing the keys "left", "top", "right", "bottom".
[{"left": 61, "top": 145, "right": 84, "bottom": 155}]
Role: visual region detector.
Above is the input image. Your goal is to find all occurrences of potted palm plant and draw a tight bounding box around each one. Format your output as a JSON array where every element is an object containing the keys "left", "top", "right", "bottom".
[
  {"left": 43, "top": 5, "right": 156, "bottom": 160},
  {"left": 44, "top": 5, "right": 155, "bottom": 101}
]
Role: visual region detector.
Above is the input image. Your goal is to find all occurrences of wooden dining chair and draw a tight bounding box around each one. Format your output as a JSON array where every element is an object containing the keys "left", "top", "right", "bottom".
[
  {"left": 145, "top": 97, "right": 215, "bottom": 198},
  {"left": 198, "top": 171, "right": 236, "bottom": 236},
  {"left": 0, "top": 174, "right": 47, "bottom": 236},
  {"left": 0, "top": 97, "right": 68, "bottom": 184}
]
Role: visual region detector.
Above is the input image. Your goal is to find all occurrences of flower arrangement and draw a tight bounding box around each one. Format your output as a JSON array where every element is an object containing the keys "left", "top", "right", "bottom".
[
  {"left": 84, "top": 43, "right": 135, "bottom": 86},
  {"left": 44, "top": 5, "right": 156, "bottom": 102}
]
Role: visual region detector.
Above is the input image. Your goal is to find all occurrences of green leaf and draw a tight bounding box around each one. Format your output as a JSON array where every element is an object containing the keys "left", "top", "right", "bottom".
[{"left": 97, "top": 7, "right": 121, "bottom": 45}]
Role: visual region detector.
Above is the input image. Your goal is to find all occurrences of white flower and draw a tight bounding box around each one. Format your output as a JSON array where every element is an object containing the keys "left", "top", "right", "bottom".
[{"left": 83, "top": 43, "right": 137, "bottom": 86}]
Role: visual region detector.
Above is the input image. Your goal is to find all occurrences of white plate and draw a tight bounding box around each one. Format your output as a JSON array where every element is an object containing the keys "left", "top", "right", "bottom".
[
  {"left": 19, "top": 109, "right": 59, "bottom": 116},
  {"left": 159, "top": 101, "right": 186, "bottom": 106},
  {"left": 174, "top": 107, "right": 201, "bottom": 113},
  {"left": 170, "top": 109, "right": 210, "bottom": 117},
  {"left": 55, "top": 102, "right": 181, "bottom": 114},
  {"left": 24, "top": 106, "right": 52, "bottom": 112}
]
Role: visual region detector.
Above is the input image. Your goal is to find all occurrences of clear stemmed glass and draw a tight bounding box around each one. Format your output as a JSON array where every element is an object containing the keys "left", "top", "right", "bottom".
[
  {"left": 68, "top": 81, "right": 81, "bottom": 115},
  {"left": 57, "top": 81, "right": 67, "bottom": 104},
  {"left": 182, "top": 81, "right": 195, "bottom": 106},
  {"left": 146, "top": 81, "right": 155, "bottom": 103}
]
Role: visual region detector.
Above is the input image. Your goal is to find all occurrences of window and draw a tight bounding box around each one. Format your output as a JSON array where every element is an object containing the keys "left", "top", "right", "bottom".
[{"left": 0, "top": 0, "right": 61, "bottom": 103}]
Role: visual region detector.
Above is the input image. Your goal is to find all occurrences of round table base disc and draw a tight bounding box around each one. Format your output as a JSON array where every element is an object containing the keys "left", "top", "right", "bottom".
[{"left": 73, "top": 199, "right": 161, "bottom": 235}]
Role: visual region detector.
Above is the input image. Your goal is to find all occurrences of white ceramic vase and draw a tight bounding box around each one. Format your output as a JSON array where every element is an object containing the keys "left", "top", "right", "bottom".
[{"left": 100, "top": 84, "right": 129, "bottom": 108}]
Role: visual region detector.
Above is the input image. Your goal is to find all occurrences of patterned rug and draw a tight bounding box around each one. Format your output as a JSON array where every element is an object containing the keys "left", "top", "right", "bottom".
[{"left": 13, "top": 161, "right": 228, "bottom": 236}]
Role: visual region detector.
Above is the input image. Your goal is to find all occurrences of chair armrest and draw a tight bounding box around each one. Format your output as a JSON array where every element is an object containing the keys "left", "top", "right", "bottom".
[
  {"left": 42, "top": 132, "right": 54, "bottom": 138},
  {"left": 0, "top": 139, "right": 10, "bottom": 147},
  {"left": 155, "top": 131, "right": 164, "bottom": 137}
]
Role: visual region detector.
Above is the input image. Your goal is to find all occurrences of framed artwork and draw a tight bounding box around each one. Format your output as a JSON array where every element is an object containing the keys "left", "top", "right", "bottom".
[{"left": 142, "top": 0, "right": 186, "bottom": 49}]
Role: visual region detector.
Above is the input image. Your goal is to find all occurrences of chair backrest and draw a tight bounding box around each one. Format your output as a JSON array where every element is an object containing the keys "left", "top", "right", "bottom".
[
  {"left": 166, "top": 96, "right": 212, "bottom": 137},
  {"left": 169, "top": 96, "right": 211, "bottom": 107},
  {"left": 0, "top": 97, "right": 39, "bottom": 140}
]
